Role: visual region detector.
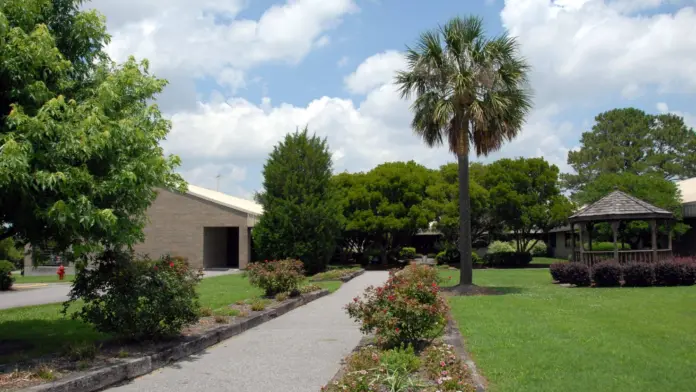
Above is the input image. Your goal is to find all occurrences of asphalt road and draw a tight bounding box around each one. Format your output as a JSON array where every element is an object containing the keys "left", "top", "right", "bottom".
[
  {"left": 0, "top": 269, "right": 241, "bottom": 310},
  {"left": 107, "top": 271, "right": 389, "bottom": 392}
]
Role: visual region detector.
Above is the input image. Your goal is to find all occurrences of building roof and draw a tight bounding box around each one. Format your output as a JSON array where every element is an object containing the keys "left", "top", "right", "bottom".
[
  {"left": 186, "top": 184, "right": 263, "bottom": 216},
  {"left": 569, "top": 190, "right": 673, "bottom": 223},
  {"left": 677, "top": 177, "right": 696, "bottom": 204}
]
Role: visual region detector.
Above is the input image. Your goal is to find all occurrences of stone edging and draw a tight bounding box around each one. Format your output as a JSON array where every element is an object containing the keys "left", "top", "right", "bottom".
[
  {"left": 21, "top": 290, "right": 330, "bottom": 392},
  {"left": 339, "top": 269, "right": 365, "bottom": 282},
  {"left": 444, "top": 317, "right": 487, "bottom": 392}
]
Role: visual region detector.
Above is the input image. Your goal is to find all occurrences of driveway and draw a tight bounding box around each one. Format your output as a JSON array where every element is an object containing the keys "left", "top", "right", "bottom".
[
  {"left": 108, "top": 271, "right": 389, "bottom": 392},
  {"left": 0, "top": 269, "right": 241, "bottom": 310}
]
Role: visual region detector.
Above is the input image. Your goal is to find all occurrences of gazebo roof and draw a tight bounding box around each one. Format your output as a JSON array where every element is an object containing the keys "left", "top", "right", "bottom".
[{"left": 569, "top": 190, "right": 674, "bottom": 223}]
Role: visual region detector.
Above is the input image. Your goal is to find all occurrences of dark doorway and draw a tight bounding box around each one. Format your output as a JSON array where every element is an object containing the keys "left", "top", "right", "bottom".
[
  {"left": 227, "top": 227, "right": 239, "bottom": 268},
  {"left": 203, "top": 227, "right": 240, "bottom": 269}
]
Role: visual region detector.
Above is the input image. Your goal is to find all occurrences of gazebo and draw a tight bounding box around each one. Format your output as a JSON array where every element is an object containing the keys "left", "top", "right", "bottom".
[{"left": 569, "top": 190, "right": 675, "bottom": 266}]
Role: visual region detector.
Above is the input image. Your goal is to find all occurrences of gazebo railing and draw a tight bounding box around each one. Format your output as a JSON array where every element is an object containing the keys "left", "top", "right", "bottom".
[{"left": 573, "top": 250, "right": 673, "bottom": 267}]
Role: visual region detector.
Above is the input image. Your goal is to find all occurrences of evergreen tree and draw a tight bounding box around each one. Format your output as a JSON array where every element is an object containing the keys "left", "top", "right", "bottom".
[{"left": 253, "top": 128, "right": 342, "bottom": 274}]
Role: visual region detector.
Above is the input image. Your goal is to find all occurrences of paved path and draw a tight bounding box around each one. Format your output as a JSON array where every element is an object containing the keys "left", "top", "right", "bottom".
[
  {"left": 108, "top": 271, "right": 388, "bottom": 392},
  {"left": 0, "top": 269, "right": 242, "bottom": 310}
]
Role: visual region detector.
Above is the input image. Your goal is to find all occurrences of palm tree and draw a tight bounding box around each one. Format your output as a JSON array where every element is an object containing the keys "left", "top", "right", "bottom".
[{"left": 396, "top": 16, "right": 532, "bottom": 288}]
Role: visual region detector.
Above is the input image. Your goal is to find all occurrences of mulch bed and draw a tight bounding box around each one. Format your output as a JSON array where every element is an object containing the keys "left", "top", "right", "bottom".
[{"left": 0, "top": 291, "right": 318, "bottom": 391}]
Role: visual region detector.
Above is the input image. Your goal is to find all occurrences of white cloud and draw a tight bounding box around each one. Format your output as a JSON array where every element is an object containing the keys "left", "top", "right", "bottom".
[
  {"left": 344, "top": 51, "right": 406, "bottom": 94},
  {"left": 337, "top": 56, "right": 350, "bottom": 67},
  {"left": 656, "top": 102, "right": 696, "bottom": 128}
]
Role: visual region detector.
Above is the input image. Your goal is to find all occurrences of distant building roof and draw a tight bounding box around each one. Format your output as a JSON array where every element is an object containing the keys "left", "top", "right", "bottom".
[
  {"left": 185, "top": 184, "right": 263, "bottom": 217},
  {"left": 677, "top": 177, "right": 696, "bottom": 204},
  {"left": 569, "top": 190, "right": 673, "bottom": 223}
]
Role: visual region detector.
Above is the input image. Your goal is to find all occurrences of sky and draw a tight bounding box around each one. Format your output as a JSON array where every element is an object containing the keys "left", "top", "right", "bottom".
[{"left": 87, "top": 0, "right": 696, "bottom": 199}]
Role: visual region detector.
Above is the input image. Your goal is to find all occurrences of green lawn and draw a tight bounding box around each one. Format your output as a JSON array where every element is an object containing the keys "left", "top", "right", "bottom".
[
  {"left": 0, "top": 274, "right": 343, "bottom": 365},
  {"left": 440, "top": 268, "right": 696, "bottom": 392},
  {"left": 12, "top": 275, "right": 75, "bottom": 284}
]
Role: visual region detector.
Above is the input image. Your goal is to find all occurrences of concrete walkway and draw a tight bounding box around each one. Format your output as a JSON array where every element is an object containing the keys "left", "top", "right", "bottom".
[
  {"left": 108, "top": 271, "right": 388, "bottom": 392},
  {"left": 0, "top": 269, "right": 242, "bottom": 310}
]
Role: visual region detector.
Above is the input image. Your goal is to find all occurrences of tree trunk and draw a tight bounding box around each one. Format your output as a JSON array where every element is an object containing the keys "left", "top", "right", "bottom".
[{"left": 458, "top": 153, "right": 473, "bottom": 285}]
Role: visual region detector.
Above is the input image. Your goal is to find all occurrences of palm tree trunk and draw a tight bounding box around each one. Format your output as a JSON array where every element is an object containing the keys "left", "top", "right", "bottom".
[{"left": 457, "top": 153, "right": 473, "bottom": 285}]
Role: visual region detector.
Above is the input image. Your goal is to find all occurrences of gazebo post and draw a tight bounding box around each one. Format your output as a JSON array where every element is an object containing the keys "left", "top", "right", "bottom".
[
  {"left": 587, "top": 223, "right": 593, "bottom": 251},
  {"left": 570, "top": 223, "right": 576, "bottom": 262},
  {"left": 668, "top": 221, "right": 673, "bottom": 251},
  {"left": 611, "top": 221, "right": 620, "bottom": 263},
  {"left": 578, "top": 224, "right": 585, "bottom": 265},
  {"left": 650, "top": 220, "right": 657, "bottom": 262}
]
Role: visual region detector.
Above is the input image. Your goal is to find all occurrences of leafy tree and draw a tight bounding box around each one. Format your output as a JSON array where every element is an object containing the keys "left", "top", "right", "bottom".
[
  {"left": 574, "top": 172, "right": 687, "bottom": 247},
  {"left": 253, "top": 128, "right": 342, "bottom": 274},
  {"left": 0, "top": 0, "right": 184, "bottom": 258},
  {"left": 563, "top": 108, "right": 696, "bottom": 194},
  {"left": 425, "top": 163, "right": 497, "bottom": 248},
  {"left": 0, "top": 238, "right": 24, "bottom": 270},
  {"left": 396, "top": 16, "right": 532, "bottom": 286},
  {"left": 334, "top": 161, "right": 435, "bottom": 264},
  {"left": 482, "top": 158, "right": 574, "bottom": 252}
]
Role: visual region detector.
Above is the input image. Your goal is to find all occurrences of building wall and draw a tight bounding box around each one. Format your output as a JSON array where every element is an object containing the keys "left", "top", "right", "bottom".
[
  {"left": 551, "top": 232, "right": 572, "bottom": 259},
  {"left": 134, "top": 189, "right": 250, "bottom": 269}
]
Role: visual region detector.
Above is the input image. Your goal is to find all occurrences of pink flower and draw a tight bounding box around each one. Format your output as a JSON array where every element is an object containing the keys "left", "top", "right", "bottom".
[
  {"left": 441, "top": 370, "right": 448, "bottom": 376},
  {"left": 169, "top": 262, "right": 175, "bottom": 268},
  {"left": 394, "top": 327, "right": 400, "bottom": 333},
  {"left": 154, "top": 266, "right": 158, "bottom": 271},
  {"left": 353, "top": 297, "right": 359, "bottom": 302},
  {"left": 440, "top": 361, "right": 446, "bottom": 367}
]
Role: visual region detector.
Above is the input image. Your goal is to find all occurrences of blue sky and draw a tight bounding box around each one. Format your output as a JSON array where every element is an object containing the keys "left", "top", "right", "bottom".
[{"left": 91, "top": 0, "right": 696, "bottom": 198}]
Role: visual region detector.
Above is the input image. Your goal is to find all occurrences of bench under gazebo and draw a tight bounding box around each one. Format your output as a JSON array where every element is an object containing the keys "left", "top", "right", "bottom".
[{"left": 569, "top": 190, "right": 675, "bottom": 266}]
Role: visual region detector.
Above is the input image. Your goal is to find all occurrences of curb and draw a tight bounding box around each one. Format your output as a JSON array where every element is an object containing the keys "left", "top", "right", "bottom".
[
  {"left": 21, "top": 289, "right": 330, "bottom": 392},
  {"left": 339, "top": 269, "right": 365, "bottom": 282},
  {"left": 444, "top": 318, "right": 487, "bottom": 392}
]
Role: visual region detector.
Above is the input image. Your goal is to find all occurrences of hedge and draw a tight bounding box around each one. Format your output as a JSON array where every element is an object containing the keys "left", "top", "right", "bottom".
[
  {"left": 550, "top": 258, "right": 696, "bottom": 288},
  {"left": 483, "top": 252, "right": 532, "bottom": 268}
]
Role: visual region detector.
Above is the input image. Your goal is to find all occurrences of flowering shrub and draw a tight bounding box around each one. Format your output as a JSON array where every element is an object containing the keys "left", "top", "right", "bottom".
[
  {"left": 549, "top": 262, "right": 570, "bottom": 283},
  {"left": 346, "top": 264, "right": 449, "bottom": 347},
  {"left": 0, "top": 260, "right": 14, "bottom": 291},
  {"left": 399, "top": 247, "right": 417, "bottom": 260},
  {"left": 422, "top": 343, "right": 476, "bottom": 392},
  {"left": 622, "top": 262, "right": 654, "bottom": 287},
  {"left": 592, "top": 261, "right": 622, "bottom": 287},
  {"left": 245, "top": 259, "right": 304, "bottom": 296},
  {"left": 66, "top": 251, "right": 202, "bottom": 340},
  {"left": 563, "top": 263, "right": 591, "bottom": 286},
  {"left": 675, "top": 258, "right": 696, "bottom": 286}
]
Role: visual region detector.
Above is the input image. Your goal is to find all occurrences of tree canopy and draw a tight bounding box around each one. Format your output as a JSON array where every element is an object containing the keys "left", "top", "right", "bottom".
[
  {"left": 481, "top": 158, "right": 574, "bottom": 252},
  {"left": 563, "top": 108, "right": 696, "bottom": 194},
  {"left": 252, "top": 128, "right": 342, "bottom": 273},
  {"left": 0, "top": 0, "right": 185, "bottom": 257}
]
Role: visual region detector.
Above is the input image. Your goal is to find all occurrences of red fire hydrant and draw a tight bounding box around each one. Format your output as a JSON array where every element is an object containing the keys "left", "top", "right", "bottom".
[{"left": 57, "top": 265, "right": 65, "bottom": 281}]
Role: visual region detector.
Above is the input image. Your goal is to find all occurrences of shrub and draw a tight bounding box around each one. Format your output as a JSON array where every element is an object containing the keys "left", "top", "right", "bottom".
[
  {"left": 483, "top": 252, "right": 532, "bottom": 268},
  {"left": 0, "top": 260, "right": 15, "bottom": 291},
  {"left": 549, "top": 262, "right": 569, "bottom": 283},
  {"left": 675, "top": 258, "right": 696, "bottom": 286},
  {"left": 380, "top": 344, "right": 420, "bottom": 373},
  {"left": 564, "top": 263, "right": 591, "bottom": 286},
  {"left": 422, "top": 343, "right": 475, "bottom": 391},
  {"left": 435, "top": 248, "right": 459, "bottom": 265},
  {"left": 245, "top": 259, "right": 304, "bottom": 296},
  {"left": 345, "top": 264, "right": 449, "bottom": 347},
  {"left": 585, "top": 242, "right": 630, "bottom": 251},
  {"left": 592, "top": 261, "right": 622, "bottom": 287},
  {"left": 299, "top": 283, "right": 323, "bottom": 294},
  {"left": 622, "top": 262, "right": 654, "bottom": 287},
  {"left": 275, "top": 292, "right": 289, "bottom": 301},
  {"left": 399, "top": 247, "right": 417, "bottom": 260},
  {"left": 66, "top": 251, "right": 202, "bottom": 340},
  {"left": 530, "top": 241, "right": 548, "bottom": 257},
  {"left": 310, "top": 267, "right": 360, "bottom": 281},
  {"left": 471, "top": 252, "right": 482, "bottom": 266},
  {"left": 654, "top": 261, "right": 681, "bottom": 286},
  {"left": 62, "top": 342, "right": 99, "bottom": 361},
  {"left": 250, "top": 299, "right": 267, "bottom": 311},
  {"left": 487, "top": 241, "right": 515, "bottom": 254}
]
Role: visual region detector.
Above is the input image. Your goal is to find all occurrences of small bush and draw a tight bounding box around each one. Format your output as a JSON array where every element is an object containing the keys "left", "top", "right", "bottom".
[
  {"left": 380, "top": 344, "right": 420, "bottom": 373},
  {"left": 435, "top": 248, "right": 460, "bottom": 265},
  {"left": 299, "top": 283, "right": 323, "bottom": 294},
  {"left": 214, "top": 315, "right": 228, "bottom": 324},
  {"left": 198, "top": 307, "right": 213, "bottom": 317},
  {"left": 483, "top": 252, "right": 532, "bottom": 268},
  {"left": 345, "top": 264, "right": 449, "bottom": 347},
  {"left": 676, "top": 260, "right": 696, "bottom": 286},
  {"left": 487, "top": 241, "right": 515, "bottom": 254},
  {"left": 530, "top": 241, "right": 548, "bottom": 257},
  {"left": 33, "top": 365, "right": 55, "bottom": 381},
  {"left": 275, "top": 292, "right": 289, "bottom": 301},
  {"left": 62, "top": 342, "right": 99, "bottom": 362},
  {"left": 592, "top": 262, "right": 622, "bottom": 287},
  {"left": 471, "top": 252, "right": 482, "bottom": 265},
  {"left": 0, "top": 260, "right": 15, "bottom": 291},
  {"left": 66, "top": 251, "right": 202, "bottom": 340},
  {"left": 622, "top": 262, "right": 654, "bottom": 287},
  {"left": 399, "top": 247, "right": 417, "bottom": 260},
  {"left": 250, "top": 299, "right": 266, "bottom": 311},
  {"left": 549, "top": 263, "right": 569, "bottom": 283},
  {"left": 564, "top": 263, "right": 591, "bottom": 286},
  {"left": 585, "top": 242, "right": 630, "bottom": 251},
  {"left": 422, "top": 343, "right": 475, "bottom": 391},
  {"left": 654, "top": 261, "right": 681, "bottom": 286},
  {"left": 245, "top": 259, "right": 304, "bottom": 296}
]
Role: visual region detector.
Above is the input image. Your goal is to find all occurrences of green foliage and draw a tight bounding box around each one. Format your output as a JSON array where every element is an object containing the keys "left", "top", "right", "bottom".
[
  {"left": 245, "top": 259, "right": 304, "bottom": 296},
  {"left": 275, "top": 292, "right": 289, "bottom": 301},
  {"left": 346, "top": 264, "right": 448, "bottom": 347},
  {"left": 399, "top": 247, "right": 417, "bottom": 260},
  {"left": 584, "top": 242, "right": 630, "bottom": 251},
  {"left": 310, "top": 267, "right": 360, "bottom": 281},
  {"left": 482, "top": 158, "right": 574, "bottom": 253},
  {"left": 380, "top": 344, "right": 421, "bottom": 373},
  {"left": 435, "top": 248, "right": 461, "bottom": 265},
  {"left": 299, "top": 283, "right": 323, "bottom": 294},
  {"left": 0, "top": 238, "right": 23, "bottom": 269},
  {"left": 422, "top": 343, "right": 476, "bottom": 391},
  {"left": 61, "top": 341, "right": 99, "bottom": 362},
  {"left": 65, "top": 251, "right": 201, "bottom": 340},
  {"left": 333, "top": 161, "right": 436, "bottom": 264},
  {"left": 0, "top": 1, "right": 185, "bottom": 254},
  {"left": 530, "top": 241, "right": 548, "bottom": 257},
  {"left": 483, "top": 252, "right": 532, "bottom": 268},
  {"left": 253, "top": 129, "right": 342, "bottom": 274},
  {"left": 563, "top": 108, "right": 696, "bottom": 192},
  {"left": 250, "top": 298, "right": 266, "bottom": 311},
  {"left": 0, "top": 260, "right": 15, "bottom": 290},
  {"left": 487, "top": 241, "right": 515, "bottom": 254}
]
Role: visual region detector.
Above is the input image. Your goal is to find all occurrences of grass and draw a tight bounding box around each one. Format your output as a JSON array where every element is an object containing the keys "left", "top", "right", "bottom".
[
  {"left": 0, "top": 273, "right": 344, "bottom": 365},
  {"left": 530, "top": 257, "right": 567, "bottom": 265},
  {"left": 12, "top": 275, "right": 75, "bottom": 284},
  {"left": 439, "top": 268, "right": 696, "bottom": 392}
]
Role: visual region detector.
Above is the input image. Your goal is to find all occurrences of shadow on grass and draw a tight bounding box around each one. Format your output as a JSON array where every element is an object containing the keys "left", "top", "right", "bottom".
[{"left": 443, "top": 285, "right": 525, "bottom": 296}]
